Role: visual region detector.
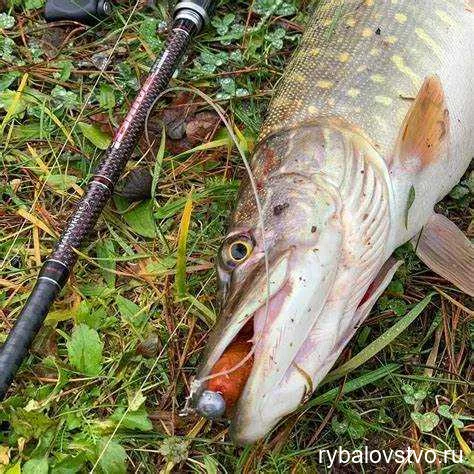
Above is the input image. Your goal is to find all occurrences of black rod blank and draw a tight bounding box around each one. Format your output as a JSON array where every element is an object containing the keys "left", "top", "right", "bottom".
[{"left": 0, "top": 2, "right": 212, "bottom": 401}]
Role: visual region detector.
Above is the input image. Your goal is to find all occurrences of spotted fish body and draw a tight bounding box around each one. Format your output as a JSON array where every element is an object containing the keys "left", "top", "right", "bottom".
[
  {"left": 263, "top": 0, "right": 472, "bottom": 156},
  {"left": 193, "top": 0, "right": 474, "bottom": 443}
]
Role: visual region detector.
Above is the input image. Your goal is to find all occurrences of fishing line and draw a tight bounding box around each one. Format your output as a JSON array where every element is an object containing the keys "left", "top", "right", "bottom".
[
  {"left": 143, "top": 87, "right": 271, "bottom": 390},
  {"left": 96, "top": 84, "right": 270, "bottom": 467}
]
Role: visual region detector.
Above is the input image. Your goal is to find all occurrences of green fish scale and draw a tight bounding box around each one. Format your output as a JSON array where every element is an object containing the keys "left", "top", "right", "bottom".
[{"left": 261, "top": 0, "right": 464, "bottom": 157}]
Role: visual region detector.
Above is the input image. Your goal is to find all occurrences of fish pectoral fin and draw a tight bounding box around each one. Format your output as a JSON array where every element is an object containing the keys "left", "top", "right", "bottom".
[
  {"left": 394, "top": 75, "right": 449, "bottom": 170},
  {"left": 412, "top": 213, "right": 474, "bottom": 296}
]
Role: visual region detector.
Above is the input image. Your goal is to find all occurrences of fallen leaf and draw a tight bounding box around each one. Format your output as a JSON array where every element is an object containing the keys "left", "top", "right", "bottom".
[
  {"left": 185, "top": 111, "right": 220, "bottom": 145},
  {"left": 78, "top": 122, "right": 111, "bottom": 150}
]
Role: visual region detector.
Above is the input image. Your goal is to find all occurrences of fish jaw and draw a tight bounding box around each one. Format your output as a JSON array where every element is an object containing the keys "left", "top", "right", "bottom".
[
  {"left": 193, "top": 249, "right": 292, "bottom": 384},
  {"left": 228, "top": 230, "right": 343, "bottom": 444},
  {"left": 229, "top": 257, "right": 403, "bottom": 445}
]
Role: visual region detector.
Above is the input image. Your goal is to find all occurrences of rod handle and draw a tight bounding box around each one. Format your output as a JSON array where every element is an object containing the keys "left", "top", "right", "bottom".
[
  {"left": 45, "top": 0, "right": 112, "bottom": 24},
  {"left": 0, "top": 280, "right": 59, "bottom": 400}
]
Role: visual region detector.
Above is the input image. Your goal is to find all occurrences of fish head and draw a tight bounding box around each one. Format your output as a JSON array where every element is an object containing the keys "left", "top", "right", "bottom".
[{"left": 194, "top": 128, "right": 351, "bottom": 443}]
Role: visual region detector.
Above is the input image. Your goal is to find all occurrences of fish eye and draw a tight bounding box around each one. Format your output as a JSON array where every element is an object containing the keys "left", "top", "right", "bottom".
[
  {"left": 221, "top": 235, "right": 253, "bottom": 269},
  {"left": 230, "top": 241, "right": 250, "bottom": 261}
]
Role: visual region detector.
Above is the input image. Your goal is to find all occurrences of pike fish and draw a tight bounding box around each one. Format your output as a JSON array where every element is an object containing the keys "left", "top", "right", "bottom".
[{"left": 191, "top": 0, "right": 474, "bottom": 443}]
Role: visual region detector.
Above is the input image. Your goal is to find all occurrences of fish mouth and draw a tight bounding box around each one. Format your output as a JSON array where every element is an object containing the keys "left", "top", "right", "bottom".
[
  {"left": 194, "top": 244, "right": 341, "bottom": 444},
  {"left": 194, "top": 250, "right": 292, "bottom": 387}
]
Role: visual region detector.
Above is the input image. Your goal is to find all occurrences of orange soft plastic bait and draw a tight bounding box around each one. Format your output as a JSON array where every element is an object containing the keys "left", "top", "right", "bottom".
[{"left": 207, "top": 340, "right": 253, "bottom": 414}]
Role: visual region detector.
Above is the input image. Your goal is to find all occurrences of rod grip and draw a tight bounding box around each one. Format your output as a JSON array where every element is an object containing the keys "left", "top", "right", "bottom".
[
  {"left": 45, "top": 0, "right": 111, "bottom": 24},
  {"left": 0, "top": 269, "right": 65, "bottom": 400}
]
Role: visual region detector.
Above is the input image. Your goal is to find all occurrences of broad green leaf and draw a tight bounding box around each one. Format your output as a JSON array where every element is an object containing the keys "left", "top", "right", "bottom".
[
  {"left": 437, "top": 405, "right": 466, "bottom": 428},
  {"left": 0, "top": 13, "right": 15, "bottom": 29},
  {"left": 411, "top": 412, "right": 439, "bottom": 432},
  {"left": 23, "top": 457, "right": 48, "bottom": 474},
  {"left": 138, "top": 17, "right": 162, "bottom": 51},
  {"left": 11, "top": 409, "right": 54, "bottom": 439},
  {"left": 25, "top": 0, "right": 45, "bottom": 11},
  {"left": 0, "top": 71, "right": 20, "bottom": 91},
  {"left": 438, "top": 404, "right": 452, "bottom": 419},
  {"left": 45, "top": 307, "right": 76, "bottom": 325},
  {"left": 0, "top": 89, "right": 28, "bottom": 117},
  {"left": 115, "top": 295, "right": 147, "bottom": 328},
  {"left": 45, "top": 174, "right": 78, "bottom": 191},
  {"left": 110, "top": 407, "right": 153, "bottom": 432},
  {"left": 51, "top": 85, "right": 78, "bottom": 110},
  {"left": 30, "top": 428, "right": 55, "bottom": 458},
  {"left": 11, "top": 122, "right": 53, "bottom": 140},
  {"left": 96, "top": 239, "right": 116, "bottom": 287},
  {"left": 78, "top": 283, "right": 110, "bottom": 298},
  {"left": 452, "top": 418, "right": 465, "bottom": 429},
  {"left": 95, "top": 438, "right": 127, "bottom": 474},
  {"left": 50, "top": 452, "right": 87, "bottom": 474},
  {"left": 99, "top": 83, "right": 116, "bottom": 111},
  {"left": 0, "top": 36, "right": 15, "bottom": 62},
  {"left": 122, "top": 199, "right": 156, "bottom": 238},
  {"left": 65, "top": 412, "right": 82, "bottom": 430},
  {"left": 66, "top": 324, "right": 103, "bottom": 376},
  {"left": 413, "top": 389, "right": 427, "bottom": 401},
  {"left": 76, "top": 301, "right": 106, "bottom": 329},
  {"left": 53, "top": 60, "right": 73, "bottom": 81},
  {"left": 78, "top": 122, "right": 111, "bottom": 150}
]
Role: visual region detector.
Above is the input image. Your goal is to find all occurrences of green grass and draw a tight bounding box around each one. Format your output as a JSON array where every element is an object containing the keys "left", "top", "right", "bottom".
[{"left": 0, "top": 1, "right": 473, "bottom": 472}]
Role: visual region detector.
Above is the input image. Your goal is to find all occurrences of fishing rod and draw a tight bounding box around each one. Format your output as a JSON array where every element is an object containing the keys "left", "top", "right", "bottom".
[{"left": 0, "top": 0, "right": 213, "bottom": 401}]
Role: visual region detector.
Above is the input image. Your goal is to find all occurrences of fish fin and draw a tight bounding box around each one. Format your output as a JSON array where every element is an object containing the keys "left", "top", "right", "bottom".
[
  {"left": 395, "top": 76, "right": 449, "bottom": 170},
  {"left": 412, "top": 213, "right": 474, "bottom": 296}
]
